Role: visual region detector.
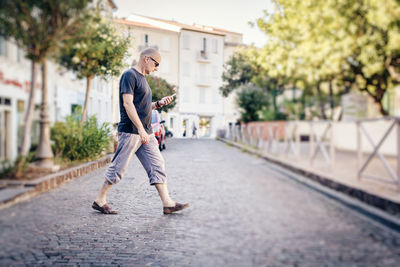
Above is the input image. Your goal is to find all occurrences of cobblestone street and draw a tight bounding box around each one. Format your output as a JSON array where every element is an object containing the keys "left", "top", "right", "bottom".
[{"left": 0, "top": 139, "right": 399, "bottom": 266}]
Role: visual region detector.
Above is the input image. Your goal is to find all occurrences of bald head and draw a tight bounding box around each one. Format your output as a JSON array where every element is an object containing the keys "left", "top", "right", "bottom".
[
  {"left": 136, "top": 47, "right": 161, "bottom": 75},
  {"left": 140, "top": 48, "right": 159, "bottom": 59}
]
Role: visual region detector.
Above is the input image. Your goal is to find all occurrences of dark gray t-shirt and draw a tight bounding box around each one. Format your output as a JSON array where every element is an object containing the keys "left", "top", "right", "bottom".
[{"left": 117, "top": 68, "right": 153, "bottom": 134}]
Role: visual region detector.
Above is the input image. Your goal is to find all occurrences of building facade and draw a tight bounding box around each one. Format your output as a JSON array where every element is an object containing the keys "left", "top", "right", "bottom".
[
  {"left": 120, "top": 15, "right": 243, "bottom": 138},
  {"left": 0, "top": 0, "right": 116, "bottom": 162},
  {"left": 113, "top": 16, "right": 180, "bottom": 125},
  {"left": 0, "top": 7, "right": 242, "bottom": 162}
]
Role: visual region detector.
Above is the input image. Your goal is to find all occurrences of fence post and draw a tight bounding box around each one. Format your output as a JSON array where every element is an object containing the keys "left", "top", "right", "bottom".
[
  {"left": 397, "top": 120, "right": 400, "bottom": 191},
  {"left": 309, "top": 122, "right": 314, "bottom": 161},
  {"left": 357, "top": 121, "right": 362, "bottom": 180},
  {"left": 295, "top": 123, "right": 300, "bottom": 158},
  {"left": 329, "top": 122, "right": 335, "bottom": 168}
]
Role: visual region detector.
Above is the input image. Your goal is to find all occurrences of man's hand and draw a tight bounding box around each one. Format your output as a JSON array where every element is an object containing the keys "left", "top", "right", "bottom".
[
  {"left": 158, "top": 95, "right": 174, "bottom": 107},
  {"left": 138, "top": 128, "right": 149, "bottom": 144}
]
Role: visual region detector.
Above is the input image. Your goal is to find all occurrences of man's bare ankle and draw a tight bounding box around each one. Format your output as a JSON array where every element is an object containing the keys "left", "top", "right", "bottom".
[
  {"left": 95, "top": 199, "right": 106, "bottom": 207},
  {"left": 163, "top": 201, "right": 176, "bottom": 207}
]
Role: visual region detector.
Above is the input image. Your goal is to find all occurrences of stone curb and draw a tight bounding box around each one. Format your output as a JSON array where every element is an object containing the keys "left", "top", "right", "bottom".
[
  {"left": 0, "top": 155, "right": 112, "bottom": 210},
  {"left": 218, "top": 137, "right": 400, "bottom": 216}
]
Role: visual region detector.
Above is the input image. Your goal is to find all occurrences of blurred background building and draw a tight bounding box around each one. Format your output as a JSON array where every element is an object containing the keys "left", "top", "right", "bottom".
[{"left": 0, "top": 1, "right": 243, "bottom": 162}]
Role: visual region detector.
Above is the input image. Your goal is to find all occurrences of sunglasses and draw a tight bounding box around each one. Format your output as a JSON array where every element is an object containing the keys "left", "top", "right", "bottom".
[{"left": 149, "top": 56, "right": 159, "bottom": 67}]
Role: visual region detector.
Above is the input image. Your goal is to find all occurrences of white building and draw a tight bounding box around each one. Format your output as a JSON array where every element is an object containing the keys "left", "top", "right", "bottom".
[
  {"left": 0, "top": 0, "right": 116, "bottom": 162},
  {"left": 120, "top": 15, "right": 243, "bottom": 138},
  {"left": 113, "top": 16, "right": 180, "bottom": 125}
]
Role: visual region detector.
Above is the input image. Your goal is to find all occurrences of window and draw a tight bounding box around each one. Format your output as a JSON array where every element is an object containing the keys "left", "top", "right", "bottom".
[
  {"left": 71, "top": 104, "right": 80, "bottom": 114},
  {"left": 162, "top": 37, "right": 170, "bottom": 51},
  {"left": 183, "top": 87, "right": 191, "bottom": 103},
  {"left": 0, "top": 35, "right": 8, "bottom": 57},
  {"left": 17, "top": 47, "right": 22, "bottom": 62},
  {"left": 199, "top": 88, "right": 205, "bottom": 104},
  {"left": 183, "top": 62, "right": 190, "bottom": 77},
  {"left": 212, "top": 39, "right": 218, "bottom": 53},
  {"left": 0, "top": 97, "right": 11, "bottom": 106},
  {"left": 170, "top": 117, "right": 174, "bottom": 129},
  {"left": 202, "top": 38, "right": 207, "bottom": 51},
  {"left": 144, "top": 34, "right": 149, "bottom": 46},
  {"left": 199, "top": 64, "right": 206, "bottom": 80},
  {"left": 212, "top": 65, "right": 218, "bottom": 78},
  {"left": 183, "top": 34, "right": 190, "bottom": 50},
  {"left": 160, "top": 58, "right": 170, "bottom": 74}
]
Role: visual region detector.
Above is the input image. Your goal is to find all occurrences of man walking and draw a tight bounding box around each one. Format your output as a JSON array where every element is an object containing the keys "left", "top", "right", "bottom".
[{"left": 92, "top": 48, "right": 189, "bottom": 215}]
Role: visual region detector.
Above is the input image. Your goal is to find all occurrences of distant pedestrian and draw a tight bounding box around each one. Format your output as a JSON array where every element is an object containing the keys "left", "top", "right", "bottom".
[
  {"left": 191, "top": 123, "right": 198, "bottom": 139},
  {"left": 92, "top": 48, "right": 189, "bottom": 215}
]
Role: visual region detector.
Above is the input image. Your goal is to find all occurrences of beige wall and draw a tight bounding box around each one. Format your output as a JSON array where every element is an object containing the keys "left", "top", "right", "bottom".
[
  {"left": 116, "top": 23, "right": 179, "bottom": 86},
  {"left": 113, "top": 22, "right": 180, "bottom": 124}
]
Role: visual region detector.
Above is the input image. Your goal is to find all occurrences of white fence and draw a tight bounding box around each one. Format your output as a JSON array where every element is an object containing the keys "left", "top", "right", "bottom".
[{"left": 226, "top": 117, "right": 400, "bottom": 191}]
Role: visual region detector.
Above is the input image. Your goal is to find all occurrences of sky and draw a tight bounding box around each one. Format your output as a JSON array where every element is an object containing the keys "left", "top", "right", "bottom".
[{"left": 112, "top": 0, "right": 274, "bottom": 47}]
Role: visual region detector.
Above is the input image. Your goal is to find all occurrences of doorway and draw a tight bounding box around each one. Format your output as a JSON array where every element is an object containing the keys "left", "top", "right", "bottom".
[
  {"left": 0, "top": 108, "right": 11, "bottom": 160},
  {"left": 182, "top": 119, "right": 189, "bottom": 137},
  {"left": 199, "top": 117, "right": 211, "bottom": 137}
]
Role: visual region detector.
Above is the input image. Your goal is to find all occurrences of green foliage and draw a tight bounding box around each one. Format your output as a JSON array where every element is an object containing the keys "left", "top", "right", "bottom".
[
  {"left": 146, "top": 75, "right": 177, "bottom": 112},
  {"left": 260, "top": 109, "right": 287, "bottom": 122},
  {"left": 254, "top": 0, "right": 400, "bottom": 116},
  {"left": 236, "top": 85, "right": 269, "bottom": 122},
  {"left": 58, "top": 11, "right": 129, "bottom": 79},
  {"left": 0, "top": 0, "right": 92, "bottom": 61},
  {"left": 0, "top": 153, "right": 35, "bottom": 178},
  {"left": 51, "top": 108, "right": 111, "bottom": 161},
  {"left": 220, "top": 49, "right": 258, "bottom": 97}
]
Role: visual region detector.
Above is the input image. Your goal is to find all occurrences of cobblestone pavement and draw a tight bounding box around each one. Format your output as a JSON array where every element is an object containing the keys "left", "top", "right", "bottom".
[{"left": 0, "top": 139, "right": 400, "bottom": 266}]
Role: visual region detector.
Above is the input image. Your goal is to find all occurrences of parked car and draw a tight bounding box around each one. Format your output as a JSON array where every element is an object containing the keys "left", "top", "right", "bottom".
[{"left": 151, "top": 110, "right": 166, "bottom": 151}]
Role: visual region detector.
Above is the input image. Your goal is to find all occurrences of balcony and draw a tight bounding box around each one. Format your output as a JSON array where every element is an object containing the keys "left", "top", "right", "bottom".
[
  {"left": 197, "top": 50, "right": 211, "bottom": 63},
  {"left": 196, "top": 77, "right": 211, "bottom": 87},
  {"left": 137, "top": 45, "right": 159, "bottom": 52}
]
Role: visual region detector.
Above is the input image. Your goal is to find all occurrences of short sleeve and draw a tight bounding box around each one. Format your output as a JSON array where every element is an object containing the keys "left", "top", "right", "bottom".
[{"left": 120, "top": 71, "right": 135, "bottom": 95}]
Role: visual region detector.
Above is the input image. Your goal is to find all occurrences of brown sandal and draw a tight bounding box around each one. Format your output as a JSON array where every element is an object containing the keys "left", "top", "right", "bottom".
[
  {"left": 163, "top": 202, "right": 189, "bottom": 214},
  {"left": 92, "top": 202, "right": 118, "bottom": 214}
]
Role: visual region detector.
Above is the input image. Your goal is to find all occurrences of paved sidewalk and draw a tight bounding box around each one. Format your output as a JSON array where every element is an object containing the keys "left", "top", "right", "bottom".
[
  {"left": 0, "top": 155, "right": 112, "bottom": 210},
  {"left": 221, "top": 138, "right": 400, "bottom": 214},
  {"left": 0, "top": 139, "right": 399, "bottom": 266}
]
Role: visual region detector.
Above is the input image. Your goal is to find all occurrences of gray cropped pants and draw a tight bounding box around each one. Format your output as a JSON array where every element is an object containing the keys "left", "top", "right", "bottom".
[{"left": 105, "top": 132, "right": 167, "bottom": 185}]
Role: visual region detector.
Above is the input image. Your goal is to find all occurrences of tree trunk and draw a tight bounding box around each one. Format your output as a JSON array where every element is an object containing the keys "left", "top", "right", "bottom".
[
  {"left": 35, "top": 59, "right": 54, "bottom": 168},
  {"left": 385, "top": 56, "right": 400, "bottom": 82},
  {"left": 20, "top": 61, "right": 39, "bottom": 157},
  {"left": 316, "top": 83, "right": 327, "bottom": 120},
  {"left": 362, "top": 85, "right": 389, "bottom": 116},
  {"left": 15, "top": 61, "right": 39, "bottom": 177},
  {"left": 80, "top": 75, "right": 94, "bottom": 126},
  {"left": 378, "top": 103, "right": 389, "bottom": 116}
]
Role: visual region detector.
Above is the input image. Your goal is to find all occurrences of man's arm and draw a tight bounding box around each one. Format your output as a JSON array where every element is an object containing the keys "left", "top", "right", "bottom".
[
  {"left": 152, "top": 95, "right": 175, "bottom": 110},
  {"left": 122, "top": 94, "right": 149, "bottom": 144}
]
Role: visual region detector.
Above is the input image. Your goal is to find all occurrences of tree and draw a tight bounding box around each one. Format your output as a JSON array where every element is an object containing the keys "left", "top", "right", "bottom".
[
  {"left": 221, "top": 47, "right": 289, "bottom": 118},
  {"left": 0, "top": 1, "right": 42, "bottom": 161},
  {"left": 255, "top": 0, "right": 400, "bottom": 116},
  {"left": 220, "top": 48, "right": 258, "bottom": 97},
  {"left": 146, "top": 75, "right": 177, "bottom": 112},
  {"left": 236, "top": 85, "right": 269, "bottom": 123},
  {"left": 0, "top": 0, "right": 92, "bottom": 170},
  {"left": 58, "top": 12, "right": 130, "bottom": 125}
]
